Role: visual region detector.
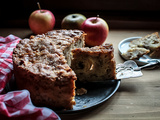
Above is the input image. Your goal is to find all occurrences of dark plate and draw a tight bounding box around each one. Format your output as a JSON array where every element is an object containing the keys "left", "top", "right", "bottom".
[
  {"left": 56, "top": 80, "right": 121, "bottom": 114},
  {"left": 5, "top": 76, "right": 120, "bottom": 114}
]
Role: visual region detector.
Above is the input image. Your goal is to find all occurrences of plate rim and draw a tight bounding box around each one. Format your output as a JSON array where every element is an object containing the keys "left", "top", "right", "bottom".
[{"left": 56, "top": 80, "right": 121, "bottom": 114}]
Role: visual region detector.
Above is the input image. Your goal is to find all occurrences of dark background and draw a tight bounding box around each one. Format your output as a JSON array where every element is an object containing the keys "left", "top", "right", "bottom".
[{"left": 0, "top": 0, "right": 160, "bottom": 29}]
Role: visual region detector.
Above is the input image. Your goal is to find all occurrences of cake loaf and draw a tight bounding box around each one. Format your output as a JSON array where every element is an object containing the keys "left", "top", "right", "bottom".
[
  {"left": 71, "top": 43, "right": 116, "bottom": 82},
  {"left": 12, "top": 30, "right": 85, "bottom": 110}
]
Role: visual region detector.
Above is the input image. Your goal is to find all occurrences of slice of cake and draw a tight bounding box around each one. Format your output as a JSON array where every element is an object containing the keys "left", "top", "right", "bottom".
[
  {"left": 129, "top": 32, "right": 160, "bottom": 51},
  {"left": 71, "top": 43, "right": 116, "bottom": 82},
  {"left": 129, "top": 32, "right": 160, "bottom": 58},
  {"left": 122, "top": 47, "right": 150, "bottom": 60},
  {"left": 12, "top": 30, "right": 85, "bottom": 110}
]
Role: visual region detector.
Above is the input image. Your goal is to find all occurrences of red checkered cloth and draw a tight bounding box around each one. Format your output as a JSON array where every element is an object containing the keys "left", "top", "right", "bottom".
[{"left": 0, "top": 35, "right": 60, "bottom": 120}]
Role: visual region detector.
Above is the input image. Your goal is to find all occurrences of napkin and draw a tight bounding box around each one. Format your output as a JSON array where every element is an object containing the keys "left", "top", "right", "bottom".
[{"left": 0, "top": 35, "right": 60, "bottom": 120}]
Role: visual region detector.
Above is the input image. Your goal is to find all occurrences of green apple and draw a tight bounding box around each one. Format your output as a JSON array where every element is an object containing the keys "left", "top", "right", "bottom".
[{"left": 61, "top": 13, "right": 86, "bottom": 29}]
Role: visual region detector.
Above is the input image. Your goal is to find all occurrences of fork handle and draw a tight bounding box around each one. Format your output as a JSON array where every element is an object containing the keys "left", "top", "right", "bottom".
[{"left": 134, "top": 61, "right": 159, "bottom": 71}]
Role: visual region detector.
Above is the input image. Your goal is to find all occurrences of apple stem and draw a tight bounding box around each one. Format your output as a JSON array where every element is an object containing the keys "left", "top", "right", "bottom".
[
  {"left": 96, "top": 15, "right": 99, "bottom": 21},
  {"left": 37, "top": 2, "right": 42, "bottom": 12}
]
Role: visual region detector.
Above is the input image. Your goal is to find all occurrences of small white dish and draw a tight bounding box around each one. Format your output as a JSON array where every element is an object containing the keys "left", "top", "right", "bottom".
[{"left": 118, "top": 37, "right": 150, "bottom": 65}]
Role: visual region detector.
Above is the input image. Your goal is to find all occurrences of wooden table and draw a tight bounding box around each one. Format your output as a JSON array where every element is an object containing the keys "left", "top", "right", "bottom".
[{"left": 1, "top": 28, "right": 160, "bottom": 120}]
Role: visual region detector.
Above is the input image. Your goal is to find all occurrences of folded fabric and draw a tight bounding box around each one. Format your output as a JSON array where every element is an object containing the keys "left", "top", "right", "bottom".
[
  {"left": 0, "top": 35, "right": 60, "bottom": 120},
  {"left": 0, "top": 34, "right": 20, "bottom": 93}
]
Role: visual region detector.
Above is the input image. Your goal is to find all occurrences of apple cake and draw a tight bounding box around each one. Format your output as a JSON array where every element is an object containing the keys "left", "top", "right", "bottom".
[
  {"left": 122, "top": 32, "right": 160, "bottom": 60},
  {"left": 13, "top": 29, "right": 117, "bottom": 110},
  {"left": 129, "top": 32, "right": 160, "bottom": 59},
  {"left": 71, "top": 43, "right": 116, "bottom": 82},
  {"left": 122, "top": 47, "right": 150, "bottom": 60},
  {"left": 12, "top": 30, "right": 85, "bottom": 110}
]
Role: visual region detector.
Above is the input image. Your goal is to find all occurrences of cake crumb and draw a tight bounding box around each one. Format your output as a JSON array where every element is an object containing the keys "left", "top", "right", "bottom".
[{"left": 76, "top": 88, "right": 87, "bottom": 95}]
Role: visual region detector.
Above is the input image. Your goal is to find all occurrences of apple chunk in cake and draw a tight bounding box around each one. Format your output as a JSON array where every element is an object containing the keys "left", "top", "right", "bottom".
[{"left": 71, "top": 43, "right": 116, "bottom": 82}]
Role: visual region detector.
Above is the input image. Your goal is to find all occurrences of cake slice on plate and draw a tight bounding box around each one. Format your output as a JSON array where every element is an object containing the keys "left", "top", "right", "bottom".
[
  {"left": 129, "top": 32, "right": 160, "bottom": 58},
  {"left": 123, "top": 32, "right": 160, "bottom": 60},
  {"left": 122, "top": 47, "right": 150, "bottom": 60}
]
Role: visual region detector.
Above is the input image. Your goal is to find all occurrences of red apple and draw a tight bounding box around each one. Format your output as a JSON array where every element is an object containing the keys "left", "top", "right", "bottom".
[
  {"left": 81, "top": 16, "right": 109, "bottom": 47},
  {"left": 29, "top": 5, "right": 55, "bottom": 34}
]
